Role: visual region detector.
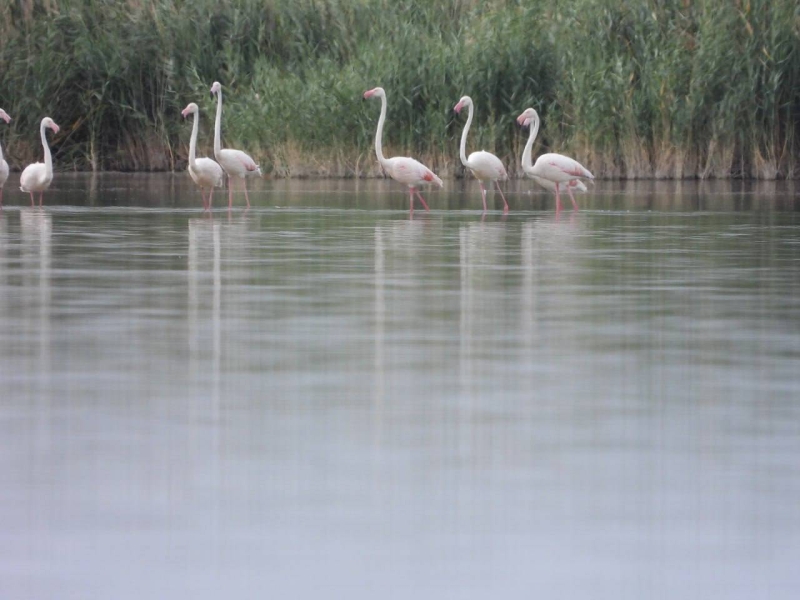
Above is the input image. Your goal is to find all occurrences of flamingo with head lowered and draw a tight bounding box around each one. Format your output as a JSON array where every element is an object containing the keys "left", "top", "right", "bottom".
[
  {"left": 517, "top": 108, "right": 593, "bottom": 211},
  {"left": 210, "top": 82, "right": 261, "bottom": 209},
  {"left": 182, "top": 102, "right": 223, "bottom": 211},
  {"left": 454, "top": 96, "right": 509, "bottom": 213},
  {"left": 363, "top": 87, "right": 443, "bottom": 213},
  {"left": 0, "top": 109, "right": 11, "bottom": 208},
  {"left": 20, "top": 117, "right": 60, "bottom": 207}
]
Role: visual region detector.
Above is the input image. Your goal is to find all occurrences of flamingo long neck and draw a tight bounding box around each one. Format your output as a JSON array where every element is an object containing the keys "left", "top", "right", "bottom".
[
  {"left": 213, "top": 90, "right": 223, "bottom": 159},
  {"left": 521, "top": 115, "right": 540, "bottom": 175},
  {"left": 41, "top": 120, "right": 52, "bottom": 176},
  {"left": 459, "top": 102, "right": 473, "bottom": 167},
  {"left": 0, "top": 138, "right": 4, "bottom": 163},
  {"left": 374, "top": 93, "right": 388, "bottom": 167},
  {"left": 188, "top": 111, "right": 199, "bottom": 169}
]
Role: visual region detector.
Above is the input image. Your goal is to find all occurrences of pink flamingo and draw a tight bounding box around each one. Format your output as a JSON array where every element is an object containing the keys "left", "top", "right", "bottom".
[
  {"left": 20, "top": 117, "right": 60, "bottom": 207},
  {"left": 182, "top": 103, "right": 224, "bottom": 211},
  {"left": 454, "top": 96, "right": 509, "bottom": 213},
  {"left": 363, "top": 87, "right": 443, "bottom": 212},
  {"left": 0, "top": 109, "right": 10, "bottom": 208},
  {"left": 210, "top": 82, "right": 261, "bottom": 209},
  {"left": 517, "top": 108, "right": 593, "bottom": 211}
]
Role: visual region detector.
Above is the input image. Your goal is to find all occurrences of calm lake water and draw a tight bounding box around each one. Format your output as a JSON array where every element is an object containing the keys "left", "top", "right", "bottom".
[{"left": 1, "top": 174, "right": 799, "bottom": 599}]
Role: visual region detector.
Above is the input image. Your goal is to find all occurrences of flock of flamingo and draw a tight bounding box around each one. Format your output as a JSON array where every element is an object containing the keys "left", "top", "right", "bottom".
[{"left": 0, "top": 83, "right": 594, "bottom": 212}]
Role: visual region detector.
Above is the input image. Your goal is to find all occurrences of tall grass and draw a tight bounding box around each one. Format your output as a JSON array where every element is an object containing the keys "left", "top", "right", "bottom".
[{"left": 0, "top": 0, "right": 797, "bottom": 178}]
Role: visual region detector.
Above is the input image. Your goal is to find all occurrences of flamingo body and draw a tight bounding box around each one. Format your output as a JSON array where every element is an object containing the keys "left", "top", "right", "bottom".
[
  {"left": 210, "top": 82, "right": 261, "bottom": 209},
  {"left": 454, "top": 96, "right": 508, "bottom": 212},
  {"left": 182, "top": 102, "right": 223, "bottom": 210},
  {"left": 364, "top": 87, "right": 442, "bottom": 212},
  {"left": 517, "top": 108, "right": 593, "bottom": 211},
  {"left": 20, "top": 117, "right": 59, "bottom": 206},
  {"left": 0, "top": 109, "right": 10, "bottom": 207}
]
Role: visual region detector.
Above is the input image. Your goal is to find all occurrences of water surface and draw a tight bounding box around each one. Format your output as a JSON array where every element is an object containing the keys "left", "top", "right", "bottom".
[{"left": 1, "top": 175, "right": 799, "bottom": 599}]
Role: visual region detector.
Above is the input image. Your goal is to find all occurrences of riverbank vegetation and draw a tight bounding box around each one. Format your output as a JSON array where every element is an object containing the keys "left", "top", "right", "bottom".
[{"left": 1, "top": 0, "right": 798, "bottom": 178}]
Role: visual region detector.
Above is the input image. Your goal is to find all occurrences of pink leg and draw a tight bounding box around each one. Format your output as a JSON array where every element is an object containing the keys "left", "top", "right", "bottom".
[
  {"left": 554, "top": 183, "right": 562, "bottom": 213},
  {"left": 30, "top": 192, "right": 35, "bottom": 207},
  {"left": 414, "top": 190, "right": 430, "bottom": 211},
  {"left": 208, "top": 187, "right": 214, "bottom": 211},
  {"left": 228, "top": 177, "right": 233, "bottom": 210},
  {"left": 0, "top": 188, "right": 3, "bottom": 209},
  {"left": 495, "top": 181, "right": 509, "bottom": 213},
  {"left": 567, "top": 185, "right": 579, "bottom": 211},
  {"left": 200, "top": 189, "right": 208, "bottom": 211},
  {"left": 409, "top": 187, "right": 415, "bottom": 213},
  {"left": 242, "top": 179, "right": 251, "bottom": 209},
  {"left": 479, "top": 182, "right": 487, "bottom": 212}
]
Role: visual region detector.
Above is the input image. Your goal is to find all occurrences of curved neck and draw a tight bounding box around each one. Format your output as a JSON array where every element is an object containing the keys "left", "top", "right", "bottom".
[
  {"left": 521, "top": 115, "right": 540, "bottom": 174},
  {"left": 188, "top": 112, "right": 199, "bottom": 168},
  {"left": 41, "top": 121, "right": 52, "bottom": 174},
  {"left": 374, "top": 93, "right": 387, "bottom": 166},
  {"left": 459, "top": 103, "right": 473, "bottom": 167},
  {"left": 213, "top": 90, "right": 223, "bottom": 158}
]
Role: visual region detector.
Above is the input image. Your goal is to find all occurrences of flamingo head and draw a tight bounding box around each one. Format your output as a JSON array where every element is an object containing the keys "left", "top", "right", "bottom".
[
  {"left": 0, "top": 109, "right": 10, "bottom": 124},
  {"left": 453, "top": 96, "right": 472, "bottom": 115},
  {"left": 516, "top": 108, "right": 538, "bottom": 128},
  {"left": 181, "top": 103, "right": 198, "bottom": 119},
  {"left": 42, "top": 117, "right": 59, "bottom": 134},
  {"left": 363, "top": 87, "right": 385, "bottom": 100},
  {"left": 210, "top": 81, "right": 222, "bottom": 97}
]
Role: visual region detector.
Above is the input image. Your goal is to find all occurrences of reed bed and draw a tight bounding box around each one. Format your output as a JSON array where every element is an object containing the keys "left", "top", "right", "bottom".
[{"left": 0, "top": 0, "right": 798, "bottom": 178}]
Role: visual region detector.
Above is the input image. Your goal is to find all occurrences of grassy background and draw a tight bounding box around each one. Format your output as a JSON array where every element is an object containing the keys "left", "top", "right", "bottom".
[{"left": 0, "top": 0, "right": 798, "bottom": 178}]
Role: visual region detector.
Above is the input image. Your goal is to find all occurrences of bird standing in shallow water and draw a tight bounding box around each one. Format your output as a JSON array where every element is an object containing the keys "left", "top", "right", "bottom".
[
  {"left": 0, "top": 109, "right": 11, "bottom": 208},
  {"left": 182, "top": 102, "right": 224, "bottom": 211},
  {"left": 517, "top": 108, "right": 593, "bottom": 212},
  {"left": 454, "top": 96, "right": 509, "bottom": 213},
  {"left": 20, "top": 117, "right": 60, "bottom": 207},
  {"left": 364, "top": 87, "right": 443, "bottom": 213}
]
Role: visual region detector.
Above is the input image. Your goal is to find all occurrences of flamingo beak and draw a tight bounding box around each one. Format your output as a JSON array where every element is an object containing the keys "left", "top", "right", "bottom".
[
  {"left": 363, "top": 90, "right": 372, "bottom": 100},
  {"left": 454, "top": 102, "right": 462, "bottom": 114},
  {"left": 181, "top": 108, "right": 189, "bottom": 118},
  {"left": 0, "top": 113, "right": 10, "bottom": 124},
  {"left": 52, "top": 123, "right": 60, "bottom": 134},
  {"left": 516, "top": 114, "right": 526, "bottom": 126}
]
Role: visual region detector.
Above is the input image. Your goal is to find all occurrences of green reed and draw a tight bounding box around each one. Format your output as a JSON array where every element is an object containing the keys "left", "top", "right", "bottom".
[{"left": 0, "top": 0, "right": 797, "bottom": 178}]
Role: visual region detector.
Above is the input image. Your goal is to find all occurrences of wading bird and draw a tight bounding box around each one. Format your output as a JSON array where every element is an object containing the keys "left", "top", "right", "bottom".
[
  {"left": 210, "top": 82, "right": 261, "bottom": 209},
  {"left": 182, "top": 102, "right": 224, "bottom": 211},
  {"left": 454, "top": 96, "right": 509, "bottom": 213},
  {"left": 517, "top": 108, "right": 593, "bottom": 211},
  {"left": 0, "top": 109, "right": 10, "bottom": 208},
  {"left": 20, "top": 117, "right": 59, "bottom": 207},
  {"left": 364, "top": 87, "right": 443, "bottom": 213}
]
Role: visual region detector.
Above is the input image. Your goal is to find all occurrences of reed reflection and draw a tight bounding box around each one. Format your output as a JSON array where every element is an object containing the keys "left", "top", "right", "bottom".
[{"left": 19, "top": 208, "right": 52, "bottom": 376}]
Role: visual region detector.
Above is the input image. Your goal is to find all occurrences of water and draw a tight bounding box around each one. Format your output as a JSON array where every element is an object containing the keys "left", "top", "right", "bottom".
[{"left": 1, "top": 174, "right": 799, "bottom": 599}]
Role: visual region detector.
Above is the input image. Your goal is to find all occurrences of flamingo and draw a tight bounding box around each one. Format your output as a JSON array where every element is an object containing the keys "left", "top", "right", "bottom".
[
  {"left": 517, "top": 108, "right": 593, "bottom": 211},
  {"left": 0, "top": 109, "right": 10, "bottom": 209},
  {"left": 20, "top": 117, "right": 60, "bottom": 207},
  {"left": 182, "top": 102, "right": 224, "bottom": 211},
  {"left": 453, "top": 96, "right": 509, "bottom": 213},
  {"left": 363, "top": 87, "right": 443, "bottom": 212},
  {"left": 209, "top": 82, "right": 261, "bottom": 209}
]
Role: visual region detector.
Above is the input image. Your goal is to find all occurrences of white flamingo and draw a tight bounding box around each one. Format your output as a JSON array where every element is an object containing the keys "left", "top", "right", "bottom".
[
  {"left": 20, "top": 117, "right": 60, "bottom": 207},
  {"left": 454, "top": 96, "right": 509, "bottom": 213},
  {"left": 209, "top": 82, "right": 261, "bottom": 209},
  {"left": 363, "top": 87, "right": 443, "bottom": 212},
  {"left": 182, "top": 102, "right": 223, "bottom": 211},
  {"left": 0, "top": 109, "right": 10, "bottom": 208},
  {"left": 517, "top": 108, "right": 593, "bottom": 211}
]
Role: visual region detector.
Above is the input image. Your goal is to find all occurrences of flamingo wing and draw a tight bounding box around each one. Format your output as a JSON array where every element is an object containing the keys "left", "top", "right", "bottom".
[
  {"left": 539, "top": 153, "right": 594, "bottom": 180},
  {"left": 467, "top": 150, "right": 507, "bottom": 182}
]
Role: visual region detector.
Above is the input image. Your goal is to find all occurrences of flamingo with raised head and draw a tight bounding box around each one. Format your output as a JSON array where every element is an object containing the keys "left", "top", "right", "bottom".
[
  {"left": 182, "top": 102, "right": 224, "bottom": 211},
  {"left": 0, "top": 109, "right": 10, "bottom": 208},
  {"left": 363, "top": 87, "right": 443, "bottom": 212},
  {"left": 20, "top": 117, "right": 60, "bottom": 207},
  {"left": 210, "top": 82, "right": 261, "bottom": 209},
  {"left": 517, "top": 108, "right": 593, "bottom": 211},
  {"left": 454, "top": 96, "right": 509, "bottom": 213}
]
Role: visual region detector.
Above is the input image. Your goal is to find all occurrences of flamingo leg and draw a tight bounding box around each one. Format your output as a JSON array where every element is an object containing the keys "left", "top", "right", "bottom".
[
  {"left": 228, "top": 176, "right": 233, "bottom": 210},
  {"left": 408, "top": 187, "right": 415, "bottom": 213},
  {"left": 208, "top": 187, "right": 214, "bottom": 211},
  {"left": 200, "top": 189, "right": 208, "bottom": 211},
  {"left": 554, "top": 183, "right": 562, "bottom": 213},
  {"left": 567, "top": 185, "right": 579, "bottom": 211},
  {"left": 479, "top": 182, "right": 487, "bottom": 212},
  {"left": 495, "top": 181, "right": 509, "bottom": 213},
  {"left": 0, "top": 188, "right": 3, "bottom": 209},
  {"left": 29, "top": 192, "right": 35, "bottom": 207},
  {"left": 242, "top": 179, "right": 251, "bottom": 209},
  {"left": 414, "top": 190, "right": 430, "bottom": 212}
]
